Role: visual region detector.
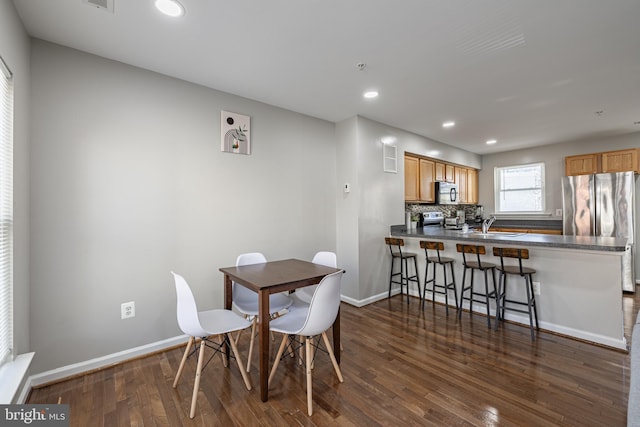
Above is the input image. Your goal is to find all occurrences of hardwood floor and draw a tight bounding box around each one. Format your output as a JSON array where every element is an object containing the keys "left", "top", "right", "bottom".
[{"left": 29, "top": 291, "right": 639, "bottom": 426}]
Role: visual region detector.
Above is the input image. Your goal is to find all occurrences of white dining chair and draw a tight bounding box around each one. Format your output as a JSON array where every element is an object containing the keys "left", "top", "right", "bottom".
[
  {"left": 291, "top": 251, "right": 337, "bottom": 306},
  {"left": 268, "top": 270, "right": 344, "bottom": 416},
  {"left": 288, "top": 251, "right": 342, "bottom": 354},
  {"left": 171, "top": 272, "right": 252, "bottom": 419},
  {"left": 232, "top": 252, "right": 292, "bottom": 372}
]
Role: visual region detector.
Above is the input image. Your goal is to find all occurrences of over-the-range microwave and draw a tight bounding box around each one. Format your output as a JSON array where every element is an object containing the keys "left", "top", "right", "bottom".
[{"left": 435, "top": 181, "right": 458, "bottom": 205}]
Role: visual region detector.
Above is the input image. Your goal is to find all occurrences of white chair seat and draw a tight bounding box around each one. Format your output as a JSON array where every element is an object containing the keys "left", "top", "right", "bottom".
[
  {"left": 232, "top": 292, "right": 292, "bottom": 316},
  {"left": 269, "top": 306, "right": 309, "bottom": 334},
  {"left": 197, "top": 309, "right": 253, "bottom": 335}
]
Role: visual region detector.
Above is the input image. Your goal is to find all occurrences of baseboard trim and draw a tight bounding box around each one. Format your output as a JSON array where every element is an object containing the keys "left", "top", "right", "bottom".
[
  {"left": 20, "top": 334, "right": 188, "bottom": 402},
  {"left": 341, "top": 289, "right": 403, "bottom": 307}
]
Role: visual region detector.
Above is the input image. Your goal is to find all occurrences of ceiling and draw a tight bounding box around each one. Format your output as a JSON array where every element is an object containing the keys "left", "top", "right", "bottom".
[{"left": 12, "top": 0, "right": 640, "bottom": 155}]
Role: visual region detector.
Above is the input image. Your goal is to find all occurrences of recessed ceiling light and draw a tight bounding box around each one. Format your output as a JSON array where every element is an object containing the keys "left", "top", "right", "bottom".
[
  {"left": 363, "top": 91, "right": 379, "bottom": 99},
  {"left": 155, "top": 0, "right": 185, "bottom": 17},
  {"left": 486, "top": 139, "right": 497, "bottom": 145},
  {"left": 442, "top": 121, "right": 455, "bottom": 128}
]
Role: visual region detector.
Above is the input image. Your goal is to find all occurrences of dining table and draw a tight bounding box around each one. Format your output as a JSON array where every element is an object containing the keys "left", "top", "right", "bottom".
[{"left": 219, "top": 258, "right": 343, "bottom": 402}]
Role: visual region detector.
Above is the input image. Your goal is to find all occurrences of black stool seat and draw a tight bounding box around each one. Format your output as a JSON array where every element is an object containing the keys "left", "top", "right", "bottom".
[
  {"left": 456, "top": 244, "right": 499, "bottom": 329},
  {"left": 385, "top": 237, "right": 420, "bottom": 303},
  {"left": 493, "top": 247, "right": 539, "bottom": 340},
  {"left": 420, "top": 241, "right": 458, "bottom": 314}
]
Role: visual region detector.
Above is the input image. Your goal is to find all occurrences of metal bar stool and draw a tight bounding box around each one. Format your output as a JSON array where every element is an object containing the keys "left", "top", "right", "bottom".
[
  {"left": 419, "top": 240, "right": 458, "bottom": 314},
  {"left": 493, "top": 247, "right": 539, "bottom": 340},
  {"left": 456, "top": 244, "right": 499, "bottom": 328},
  {"left": 385, "top": 237, "right": 420, "bottom": 304}
]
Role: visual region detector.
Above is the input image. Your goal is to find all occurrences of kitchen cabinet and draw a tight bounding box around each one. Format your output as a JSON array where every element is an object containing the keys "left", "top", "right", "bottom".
[
  {"left": 404, "top": 155, "right": 419, "bottom": 201},
  {"left": 405, "top": 155, "right": 435, "bottom": 202},
  {"left": 601, "top": 148, "right": 639, "bottom": 173},
  {"left": 454, "top": 166, "right": 468, "bottom": 203},
  {"left": 467, "top": 168, "right": 478, "bottom": 204},
  {"left": 406, "top": 153, "right": 478, "bottom": 204},
  {"left": 435, "top": 162, "right": 455, "bottom": 182},
  {"left": 419, "top": 158, "right": 435, "bottom": 202},
  {"left": 565, "top": 148, "right": 640, "bottom": 175},
  {"left": 565, "top": 153, "right": 600, "bottom": 176}
]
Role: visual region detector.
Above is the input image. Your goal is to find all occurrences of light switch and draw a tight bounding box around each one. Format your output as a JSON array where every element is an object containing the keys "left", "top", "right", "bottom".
[{"left": 344, "top": 183, "right": 351, "bottom": 193}]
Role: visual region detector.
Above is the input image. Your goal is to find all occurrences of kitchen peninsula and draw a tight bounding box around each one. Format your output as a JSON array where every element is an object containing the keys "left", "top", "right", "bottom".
[{"left": 390, "top": 225, "right": 630, "bottom": 350}]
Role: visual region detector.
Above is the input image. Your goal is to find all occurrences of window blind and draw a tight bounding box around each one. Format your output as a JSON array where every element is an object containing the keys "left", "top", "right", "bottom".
[{"left": 0, "top": 55, "right": 14, "bottom": 367}]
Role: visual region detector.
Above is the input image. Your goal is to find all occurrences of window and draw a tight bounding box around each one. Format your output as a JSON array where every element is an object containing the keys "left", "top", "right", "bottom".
[
  {"left": 494, "top": 163, "right": 545, "bottom": 213},
  {"left": 0, "top": 55, "right": 13, "bottom": 368}
]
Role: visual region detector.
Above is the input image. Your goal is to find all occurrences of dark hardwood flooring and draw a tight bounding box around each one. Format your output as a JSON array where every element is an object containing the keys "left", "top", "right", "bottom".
[{"left": 29, "top": 291, "right": 639, "bottom": 426}]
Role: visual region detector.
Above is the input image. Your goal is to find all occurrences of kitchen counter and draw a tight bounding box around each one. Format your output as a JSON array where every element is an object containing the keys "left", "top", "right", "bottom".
[
  {"left": 390, "top": 224, "right": 628, "bottom": 252},
  {"left": 389, "top": 224, "right": 629, "bottom": 350}
]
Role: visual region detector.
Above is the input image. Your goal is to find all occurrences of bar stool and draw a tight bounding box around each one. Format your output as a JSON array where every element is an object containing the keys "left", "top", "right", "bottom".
[
  {"left": 493, "top": 247, "right": 539, "bottom": 340},
  {"left": 419, "top": 240, "right": 458, "bottom": 314},
  {"left": 456, "top": 244, "right": 499, "bottom": 328},
  {"left": 385, "top": 237, "right": 420, "bottom": 303}
]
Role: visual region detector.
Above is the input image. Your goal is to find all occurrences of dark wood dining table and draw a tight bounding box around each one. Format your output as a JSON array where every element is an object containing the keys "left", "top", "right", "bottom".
[{"left": 219, "top": 258, "right": 343, "bottom": 402}]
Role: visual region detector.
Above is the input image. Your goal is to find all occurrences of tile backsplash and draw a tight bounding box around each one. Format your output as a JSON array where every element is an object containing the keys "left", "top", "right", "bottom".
[{"left": 406, "top": 203, "right": 479, "bottom": 219}]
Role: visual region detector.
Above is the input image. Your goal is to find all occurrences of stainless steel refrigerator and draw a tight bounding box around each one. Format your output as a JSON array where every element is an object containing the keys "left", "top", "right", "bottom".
[{"left": 562, "top": 171, "right": 636, "bottom": 292}]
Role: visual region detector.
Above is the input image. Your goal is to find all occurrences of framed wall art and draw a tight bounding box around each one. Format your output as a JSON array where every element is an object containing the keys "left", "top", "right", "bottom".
[{"left": 221, "top": 110, "right": 251, "bottom": 155}]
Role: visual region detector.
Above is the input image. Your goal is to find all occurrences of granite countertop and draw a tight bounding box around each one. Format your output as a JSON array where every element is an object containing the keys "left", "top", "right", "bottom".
[{"left": 390, "top": 225, "right": 629, "bottom": 252}]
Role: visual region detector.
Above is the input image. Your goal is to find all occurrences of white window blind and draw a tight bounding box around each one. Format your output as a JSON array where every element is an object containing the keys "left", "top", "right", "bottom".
[
  {"left": 0, "top": 55, "right": 14, "bottom": 368},
  {"left": 494, "top": 162, "right": 545, "bottom": 213}
]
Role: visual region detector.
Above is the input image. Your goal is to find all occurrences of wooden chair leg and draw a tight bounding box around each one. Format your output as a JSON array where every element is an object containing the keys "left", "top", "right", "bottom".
[
  {"left": 173, "top": 336, "right": 193, "bottom": 388},
  {"left": 246, "top": 318, "right": 257, "bottom": 372},
  {"left": 189, "top": 338, "right": 206, "bottom": 419},
  {"left": 321, "top": 331, "right": 344, "bottom": 382},
  {"left": 268, "top": 334, "right": 289, "bottom": 386},
  {"left": 306, "top": 337, "right": 313, "bottom": 416},
  {"left": 227, "top": 333, "right": 252, "bottom": 390}
]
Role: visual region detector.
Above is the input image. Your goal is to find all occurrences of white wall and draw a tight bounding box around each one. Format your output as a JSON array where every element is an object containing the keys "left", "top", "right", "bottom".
[
  {"left": 28, "top": 40, "right": 337, "bottom": 374},
  {"left": 0, "top": 1, "right": 30, "bottom": 358}
]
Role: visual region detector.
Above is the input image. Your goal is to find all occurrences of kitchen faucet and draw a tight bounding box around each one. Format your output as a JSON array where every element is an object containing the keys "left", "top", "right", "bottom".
[{"left": 482, "top": 216, "right": 496, "bottom": 234}]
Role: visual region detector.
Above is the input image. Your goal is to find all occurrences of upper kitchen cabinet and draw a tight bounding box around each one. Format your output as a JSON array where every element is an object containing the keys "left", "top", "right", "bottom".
[
  {"left": 404, "top": 155, "right": 420, "bottom": 202},
  {"left": 565, "top": 148, "right": 640, "bottom": 175},
  {"left": 454, "top": 166, "right": 468, "bottom": 203},
  {"left": 467, "top": 168, "right": 478, "bottom": 204},
  {"left": 404, "top": 154, "right": 435, "bottom": 203},
  {"left": 435, "top": 162, "right": 455, "bottom": 183},
  {"left": 565, "top": 153, "right": 600, "bottom": 176},
  {"left": 601, "top": 148, "right": 639, "bottom": 173},
  {"left": 406, "top": 153, "right": 478, "bottom": 204},
  {"left": 419, "top": 158, "right": 436, "bottom": 202}
]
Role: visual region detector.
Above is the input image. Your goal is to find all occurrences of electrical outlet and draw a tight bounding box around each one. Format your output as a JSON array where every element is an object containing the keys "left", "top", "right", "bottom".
[
  {"left": 555, "top": 208, "right": 563, "bottom": 217},
  {"left": 532, "top": 282, "right": 541, "bottom": 295},
  {"left": 121, "top": 301, "right": 135, "bottom": 319}
]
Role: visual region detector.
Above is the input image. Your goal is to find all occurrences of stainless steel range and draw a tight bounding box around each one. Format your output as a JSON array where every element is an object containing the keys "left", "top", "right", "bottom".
[{"left": 422, "top": 211, "right": 444, "bottom": 227}]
